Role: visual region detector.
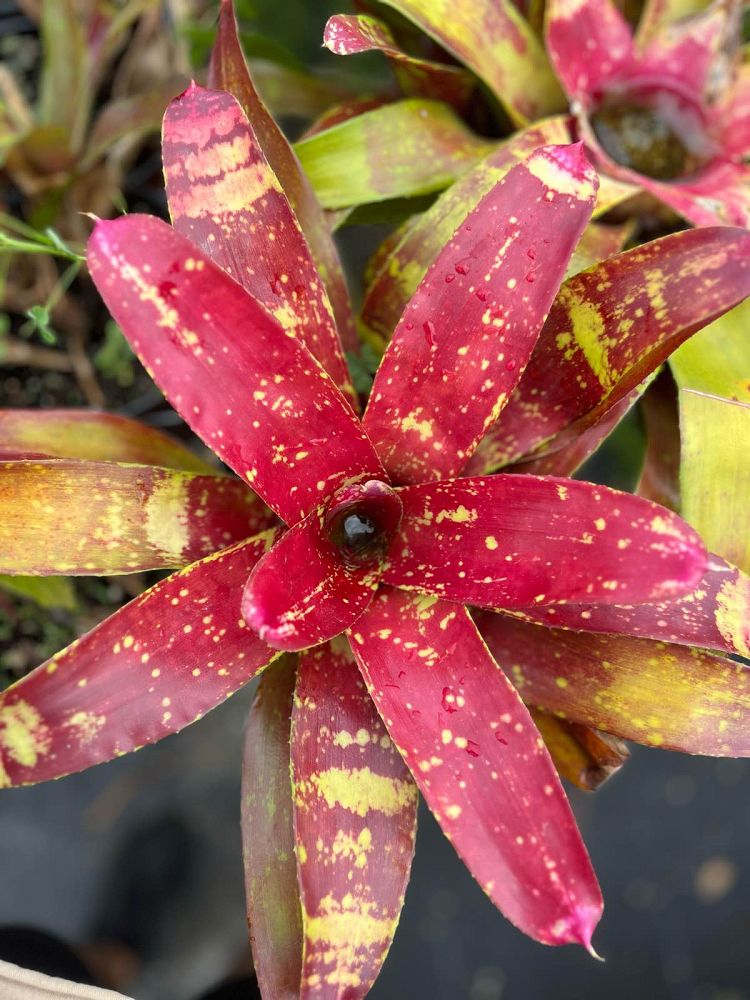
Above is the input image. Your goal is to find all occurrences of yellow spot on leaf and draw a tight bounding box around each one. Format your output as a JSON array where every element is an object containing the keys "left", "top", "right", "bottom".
[
  {"left": 145, "top": 476, "right": 190, "bottom": 561},
  {"left": 715, "top": 574, "right": 750, "bottom": 657},
  {"left": 64, "top": 711, "right": 106, "bottom": 744},
  {"left": 0, "top": 701, "right": 51, "bottom": 768},
  {"left": 400, "top": 413, "right": 433, "bottom": 441},
  {"left": 303, "top": 892, "right": 397, "bottom": 989},
  {"left": 301, "top": 767, "right": 416, "bottom": 817},
  {"left": 435, "top": 505, "right": 476, "bottom": 524}
]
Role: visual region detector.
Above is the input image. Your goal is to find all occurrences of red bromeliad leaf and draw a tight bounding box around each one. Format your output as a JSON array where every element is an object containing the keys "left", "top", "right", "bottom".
[
  {"left": 0, "top": 532, "right": 281, "bottom": 788},
  {"left": 360, "top": 119, "right": 572, "bottom": 344},
  {"left": 242, "top": 521, "right": 375, "bottom": 653},
  {"left": 0, "top": 408, "right": 213, "bottom": 472},
  {"left": 0, "top": 460, "right": 274, "bottom": 575},
  {"left": 607, "top": 156, "right": 750, "bottom": 229},
  {"left": 546, "top": 0, "right": 635, "bottom": 108},
  {"left": 87, "top": 216, "right": 384, "bottom": 526},
  {"left": 529, "top": 709, "right": 629, "bottom": 792},
  {"left": 292, "top": 640, "right": 417, "bottom": 997},
  {"left": 363, "top": 145, "right": 597, "bottom": 484},
  {"left": 469, "top": 227, "right": 750, "bottom": 471},
  {"left": 385, "top": 475, "right": 706, "bottom": 607},
  {"left": 478, "top": 612, "right": 750, "bottom": 756},
  {"left": 209, "top": 0, "right": 357, "bottom": 352},
  {"left": 243, "top": 480, "right": 403, "bottom": 651},
  {"left": 162, "top": 85, "right": 353, "bottom": 402},
  {"left": 720, "top": 60, "right": 750, "bottom": 159},
  {"left": 241, "top": 656, "right": 304, "bottom": 1000},
  {"left": 506, "top": 384, "right": 647, "bottom": 478},
  {"left": 547, "top": 0, "right": 731, "bottom": 110},
  {"left": 349, "top": 586, "right": 602, "bottom": 947},
  {"left": 515, "top": 556, "right": 750, "bottom": 659},
  {"left": 547, "top": 0, "right": 750, "bottom": 227},
  {"left": 323, "top": 14, "right": 474, "bottom": 112}
]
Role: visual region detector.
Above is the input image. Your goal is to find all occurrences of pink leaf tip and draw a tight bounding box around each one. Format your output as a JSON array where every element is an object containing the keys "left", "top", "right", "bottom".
[
  {"left": 550, "top": 902, "right": 603, "bottom": 952},
  {"left": 527, "top": 142, "right": 599, "bottom": 200}
]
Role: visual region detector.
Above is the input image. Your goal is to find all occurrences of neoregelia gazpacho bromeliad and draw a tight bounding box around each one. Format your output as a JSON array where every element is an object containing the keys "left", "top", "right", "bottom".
[{"left": 1, "top": 7, "right": 750, "bottom": 998}]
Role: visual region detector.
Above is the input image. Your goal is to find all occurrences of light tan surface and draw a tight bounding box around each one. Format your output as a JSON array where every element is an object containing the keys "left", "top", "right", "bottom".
[{"left": 0, "top": 960, "right": 132, "bottom": 1000}]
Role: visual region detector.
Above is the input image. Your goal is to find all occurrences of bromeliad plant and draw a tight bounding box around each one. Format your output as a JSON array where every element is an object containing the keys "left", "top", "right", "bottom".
[
  {"left": 319, "top": 0, "right": 750, "bottom": 227},
  {"left": 3, "top": 8, "right": 750, "bottom": 999},
  {"left": 1, "top": 0, "right": 187, "bottom": 236}
]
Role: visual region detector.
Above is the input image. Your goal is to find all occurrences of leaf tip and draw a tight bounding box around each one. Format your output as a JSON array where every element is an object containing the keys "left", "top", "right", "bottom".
[
  {"left": 562, "top": 901, "right": 603, "bottom": 953},
  {"left": 527, "top": 142, "right": 599, "bottom": 201}
]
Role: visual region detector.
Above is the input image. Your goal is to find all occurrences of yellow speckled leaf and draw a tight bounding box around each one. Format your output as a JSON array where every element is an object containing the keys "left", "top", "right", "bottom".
[
  {"left": 292, "top": 639, "right": 417, "bottom": 999},
  {"left": 360, "top": 118, "right": 572, "bottom": 342},
  {"left": 0, "top": 460, "right": 275, "bottom": 575},
  {"left": 294, "top": 99, "right": 492, "bottom": 210},
  {"left": 479, "top": 612, "right": 750, "bottom": 756},
  {"left": 379, "top": 0, "right": 565, "bottom": 125},
  {"left": 0, "top": 531, "right": 282, "bottom": 787}
]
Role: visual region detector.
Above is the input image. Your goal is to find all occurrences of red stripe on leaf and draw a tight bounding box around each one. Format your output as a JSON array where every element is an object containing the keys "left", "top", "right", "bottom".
[
  {"left": 87, "top": 215, "right": 384, "bottom": 525},
  {"left": 363, "top": 144, "right": 597, "bottom": 484},
  {"left": 0, "top": 532, "right": 281, "bottom": 787},
  {"left": 509, "top": 555, "right": 750, "bottom": 659},
  {"left": 163, "top": 84, "right": 353, "bottom": 402},
  {"left": 472, "top": 227, "right": 750, "bottom": 469},
  {"left": 209, "top": 0, "right": 357, "bottom": 352},
  {"left": 385, "top": 475, "right": 706, "bottom": 607},
  {"left": 292, "top": 640, "right": 417, "bottom": 997},
  {"left": 349, "top": 587, "right": 602, "bottom": 947}
]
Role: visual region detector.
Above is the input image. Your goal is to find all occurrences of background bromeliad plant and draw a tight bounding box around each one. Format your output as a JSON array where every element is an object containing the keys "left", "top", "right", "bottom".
[{"left": 1, "top": 1, "right": 750, "bottom": 997}]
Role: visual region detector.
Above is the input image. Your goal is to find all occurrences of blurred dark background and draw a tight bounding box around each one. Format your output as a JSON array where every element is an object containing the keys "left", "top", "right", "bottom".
[{"left": 1, "top": 1, "right": 749, "bottom": 998}]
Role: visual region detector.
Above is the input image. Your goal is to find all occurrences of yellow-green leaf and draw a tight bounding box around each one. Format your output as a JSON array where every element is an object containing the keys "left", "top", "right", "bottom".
[{"left": 294, "top": 99, "right": 492, "bottom": 210}]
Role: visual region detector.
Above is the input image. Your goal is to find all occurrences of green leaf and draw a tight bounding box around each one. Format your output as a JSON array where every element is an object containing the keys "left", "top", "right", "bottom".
[
  {"left": 678, "top": 389, "right": 750, "bottom": 573},
  {"left": 346, "top": 343, "right": 381, "bottom": 397},
  {"left": 670, "top": 298, "right": 750, "bottom": 403},
  {"left": 0, "top": 576, "right": 77, "bottom": 612},
  {"left": 37, "top": 0, "right": 91, "bottom": 152},
  {"left": 671, "top": 299, "right": 750, "bottom": 572},
  {"left": 93, "top": 320, "right": 136, "bottom": 387},
  {"left": 22, "top": 305, "right": 57, "bottom": 345},
  {"left": 294, "top": 99, "right": 492, "bottom": 209}
]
